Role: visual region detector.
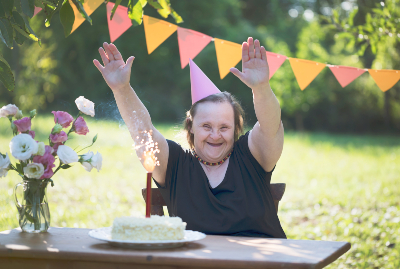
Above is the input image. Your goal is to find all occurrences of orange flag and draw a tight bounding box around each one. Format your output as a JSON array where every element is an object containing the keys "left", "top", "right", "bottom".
[
  {"left": 143, "top": 15, "right": 177, "bottom": 54},
  {"left": 70, "top": 0, "right": 104, "bottom": 34},
  {"left": 266, "top": 51, "right": 287, "bottom": 79},
  {"left": 106, "top": 3, "right": 132, "bottom": 42},
  {"left": 329, "top": 65, "right": 366, "bottom": 88},
  {"left": 177, "top": 27, "right": 212, "bottom": 69},
  {"left": 368, "top": 69, "right": 400, "bottom": 92},
  {"left": 214, "top": 38, "right": 242, "bottom": 79},
  {"left": 288, "top": 58, "right": 326, "bottom": 90}
]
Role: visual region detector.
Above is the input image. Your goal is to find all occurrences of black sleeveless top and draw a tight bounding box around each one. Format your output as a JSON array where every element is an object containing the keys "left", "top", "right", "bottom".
[{"left": 153, "top": 131, "right": 287, "bottom": 238}]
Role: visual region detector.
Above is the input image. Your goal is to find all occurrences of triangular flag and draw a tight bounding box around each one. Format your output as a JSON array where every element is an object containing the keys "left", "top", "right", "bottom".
[
  {"left": 266, "top": 51, "right": 287, "bottom": 79},
  {"left": 177, "top": 27, "right": 212, "bottom": 69},
  {"left": 33, "top": 7, "right": 42, "bottom": 17},
  {"left": 288, "top": 58, "right": 326, "bottom": 90},
  {"left": 143, "top": 15, "right": 177, "bottom": 54},
  {"left": 70, "top": 0, "right": 104, "bottom": 34},
  {"left": 368, "top": 69, "right": 400, "bottom": 92},
  {"left": 214, "top": 38, "right": 242, "bottom": 79},
  {"left": 329, "top": 65, "right": 366, "bottom": 87},
  {"left": 106, "top": 3, "right": 132, "bottom": 42},
  {"left": 190, "top": 59, "right": 221, "bottom": 104}
]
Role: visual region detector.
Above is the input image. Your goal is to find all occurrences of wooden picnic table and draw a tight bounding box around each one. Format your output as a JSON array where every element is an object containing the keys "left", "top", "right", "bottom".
[{"left": 0, "top": 227, "right": 350, "bottom": 269}]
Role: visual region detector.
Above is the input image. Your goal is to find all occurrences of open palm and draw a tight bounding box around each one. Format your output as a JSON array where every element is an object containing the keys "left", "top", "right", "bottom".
[
  {"left": 93, "top": 42, "right": 135, "bottom": 91},
  {"left": 230, "top": 37, "right": 270, "bottom": 89}
]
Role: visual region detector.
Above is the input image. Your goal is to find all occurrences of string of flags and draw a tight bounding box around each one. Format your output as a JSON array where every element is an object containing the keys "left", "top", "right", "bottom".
[{"left": 33, "top": 1, "right": 400, "bottom": 92}]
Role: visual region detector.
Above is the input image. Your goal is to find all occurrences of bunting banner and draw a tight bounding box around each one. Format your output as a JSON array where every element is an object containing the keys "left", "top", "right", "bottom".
[
  {"left": 143, "top": 15, "right": 178, "bottom": 54},
  {"left": 177, "top": 27, "right": 212, "bottom": 69},
  {"left": 368, "top": 69, "right": 400, "bottom": 92},
  {"left": 266, "top": 51, "right": 287, "bottom": 79},
  {"left": 46, "top": 1, "right": 400, "bottom": 92},
  {"left": 288, "top": 58, "right": 326, "bottom": 90},
  {"left": 33, "top": 7, "right": 42, "bottom": 17},
  {"left": 70, "top": 0, "right": 104, "bottom": 34},
  {"left": 214, "top": 38, "right": 242, "bottom": 79},
  {"left": 106, "top": 3, "right": 132, "bottom": 43},
  {"left": 329, "top": 65, "right": 367, "bottom": 88}
]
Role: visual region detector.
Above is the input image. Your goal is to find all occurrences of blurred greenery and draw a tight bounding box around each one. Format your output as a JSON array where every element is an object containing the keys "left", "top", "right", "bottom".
[
  {"left": 0, "top": 0, "right": 399, "bottom": 133},
  {"left": 1, "top": 117, "right": 399, "bottom": 268}
]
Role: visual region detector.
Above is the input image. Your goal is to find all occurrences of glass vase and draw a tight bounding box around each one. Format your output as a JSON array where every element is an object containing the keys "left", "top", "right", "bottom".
[{"left": 14, "top": 179, "right": 50, "bottom": 233}]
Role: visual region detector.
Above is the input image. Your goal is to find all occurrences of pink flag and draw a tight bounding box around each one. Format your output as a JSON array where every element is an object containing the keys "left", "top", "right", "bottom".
[
  {"left": 177, "top": 27, "right": 212, "bottom": 69},
  {"left": 33, "top": 7, "right": 42, "bottom": 17},
  {"left": 329, "top": 65, "right": 366, "bottom": 87},
  {"left": 190, "top": 59, "right": 221, "bottom": 104},
  {"left": 106, "top": 3, "right": 132, "bottom": 43},
  {"left": 266, "top": 51, "right": 287, "bottom": 79}
]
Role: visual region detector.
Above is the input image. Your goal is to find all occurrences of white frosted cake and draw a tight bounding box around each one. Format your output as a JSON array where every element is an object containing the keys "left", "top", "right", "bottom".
[{"left": 111, "top": 215, "right": 187, "bottom": 241}]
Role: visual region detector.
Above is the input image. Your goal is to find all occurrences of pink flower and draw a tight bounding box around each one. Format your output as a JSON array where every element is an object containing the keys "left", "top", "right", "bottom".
[
  {"left": 33, "top": 148, "right": 56, "bottom": 179},
  {"left": 52, "top": 111, "right": 73, "bottom": 128},
  {"left": 74, "top": 116, "right": 89, "bottom": 135},
  {"left": 50, "top": 131, "right": 68, "bottom": 143},
  {"left": 52, "top": 143, "right": 62, "bottom": 153},
  {"left": 29, "top": 131, "right": 35, "bottom": 139},
  {"left": 13, "top": 117, "right": 31, "bottom": 133}
]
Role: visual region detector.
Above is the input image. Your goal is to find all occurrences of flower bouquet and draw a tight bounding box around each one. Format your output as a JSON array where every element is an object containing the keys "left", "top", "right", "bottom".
[{"left": 0, "top": 96, "right": 102, "bottom": 233}]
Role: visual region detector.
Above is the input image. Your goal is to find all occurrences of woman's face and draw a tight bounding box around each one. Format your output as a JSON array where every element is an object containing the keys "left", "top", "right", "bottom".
[{"left": 191, "top": 101, "right": 235, "bottom": 163}]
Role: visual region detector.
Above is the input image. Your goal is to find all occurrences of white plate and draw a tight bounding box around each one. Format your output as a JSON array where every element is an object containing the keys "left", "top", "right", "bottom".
[{"left": 88, "top": 227, "right": 206, "bottom": 249}]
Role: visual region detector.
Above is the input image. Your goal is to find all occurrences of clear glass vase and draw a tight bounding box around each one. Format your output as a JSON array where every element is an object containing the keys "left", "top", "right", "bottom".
[{"left": 14, "top": 179, "right": 50, "bottom": 233}]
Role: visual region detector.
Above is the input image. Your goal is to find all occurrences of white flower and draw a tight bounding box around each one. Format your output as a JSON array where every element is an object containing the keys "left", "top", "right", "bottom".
[
  {"left": 80, "top": 151, "right": 102, "bottom": 172},
  {"left": 0, "top": 153, "right": 11, "bottom": 178},
  {"left": 10, "top": 134, "right": 39, "bottom": 161},
  {"left": 0, "top": 104, "right": 19, "bottom": 118},
  {"left": 75, "top": 96, "right": 95, "bottom": 117},
  {"left": 23, "top": 163, "right": 44, "bottom": 179},
  {"left": 36, "top": 142, "right": 45, "bottom": 156},
  {"left": 57, "top": 145, "right": 79, "bottom": 164}
]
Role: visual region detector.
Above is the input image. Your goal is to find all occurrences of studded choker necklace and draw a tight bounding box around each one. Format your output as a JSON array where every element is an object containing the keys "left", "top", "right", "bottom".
[{"left": 192, "top": 150, "right": 232, "bottom": 166}]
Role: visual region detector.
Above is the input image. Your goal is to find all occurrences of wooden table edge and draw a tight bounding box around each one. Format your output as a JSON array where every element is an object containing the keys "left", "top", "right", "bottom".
[{"left": 315, "top": 241, "right": 351, "bottom": 269}]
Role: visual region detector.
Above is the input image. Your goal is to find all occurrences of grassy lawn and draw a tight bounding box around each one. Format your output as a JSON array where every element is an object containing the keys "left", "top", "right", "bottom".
[{"left": 1, "top": 116, "right": 399, "bottom": 268}]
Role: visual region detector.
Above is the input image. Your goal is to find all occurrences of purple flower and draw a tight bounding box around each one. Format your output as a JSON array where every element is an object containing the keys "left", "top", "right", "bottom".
[
  {"left": 52, "top": 111, "right": 73, "bottom": 128},
  {"left": 50, "top": 131, "right": 68, "bottom": 144},
  {"left": 74, "top": 116, "right": 89, "bottom": 135},
  {"left": 13, "top": 117, "right": 31, "bottom": 133}
]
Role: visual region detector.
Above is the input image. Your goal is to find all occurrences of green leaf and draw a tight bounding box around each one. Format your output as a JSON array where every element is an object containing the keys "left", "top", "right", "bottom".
[
  {"left": 34, "top": 0, "right": 45, "bottom": 9},
  {"left": 348, "top": 7, "right": 358, "bottom": 27},
  {"left": 59, "top": 0, "right": 74, "bottom": 37},
  {"left": 21, "top": 0, "right": 35, "bottom": 18},
  {"left": 10, "top": 20, "right": 39, "bottom": 41},
  {"left": 12, "top": 11, "right": 27, "bottom": 45},
  {"left": 0, "top": 0, "right": 14, "bottom": 17},
  {"left": 15, "top": 163, "right": 23, "bottom": 174},
  {"left": 147, "top": 0, "right": 162, "bottom": 9},
  {"left": 0, "top": 60, "right": 15, "bottom": 91},
  {"left": 71, "top": 0, "right": 92, "bottom": 25},
  {"left": 170, "top": 8, "right": 182, "bottom": 23},
  {"left": 61, "top": 164, "right": 71, "bottom": 169},
  {"left": 92, "top": 133, "right": 98, "bottom": 143},
  {"left": 110, "top": 0, "right": 122, "bottom": 20},
  {"left": 128, "top": 0, "right": 143, "bottom": 26},
  {"left": 44, "top": 0, "right": 63, "bottom": 27},
  {"left": 0, "top": 18, "right": 13, "bottom": 48},
  {"left": 21, "top": 13, "right": 40, "bottom": 45},
  {"left": 0, "top": 52, "right": 10, "bottom": 68}
]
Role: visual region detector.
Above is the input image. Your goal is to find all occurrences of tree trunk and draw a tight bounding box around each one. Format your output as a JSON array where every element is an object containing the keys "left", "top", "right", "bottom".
[{"left": 383, "top": 91, "right": 391, "bottom": 129}]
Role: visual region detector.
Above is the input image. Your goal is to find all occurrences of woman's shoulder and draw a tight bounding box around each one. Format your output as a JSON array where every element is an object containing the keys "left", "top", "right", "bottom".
[{"left": 166, "top": 139, "right": 192, "bottom": 158}]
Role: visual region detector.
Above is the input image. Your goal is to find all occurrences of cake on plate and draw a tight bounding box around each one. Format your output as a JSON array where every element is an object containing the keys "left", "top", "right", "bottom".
[{"left": 111, "top": 215, "right": 187, "bottom": 241}]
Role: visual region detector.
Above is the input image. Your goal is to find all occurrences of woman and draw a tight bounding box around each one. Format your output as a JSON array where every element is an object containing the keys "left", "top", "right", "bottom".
[{"left": 93, "top": 37, "right": 286, "bottom": 238}]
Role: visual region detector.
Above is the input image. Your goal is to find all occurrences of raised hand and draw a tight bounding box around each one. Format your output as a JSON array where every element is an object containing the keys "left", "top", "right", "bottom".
[
  {"left": 230, "top": 37, "right": 270, "bottom": 90},
  {"left": 93, "top": 42, "right": 135, "bottom": 92}
]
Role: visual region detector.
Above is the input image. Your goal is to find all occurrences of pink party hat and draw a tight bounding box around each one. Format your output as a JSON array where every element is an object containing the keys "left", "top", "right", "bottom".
[{"left": 190, "top": 59, "right": 221, "bottom": 104}]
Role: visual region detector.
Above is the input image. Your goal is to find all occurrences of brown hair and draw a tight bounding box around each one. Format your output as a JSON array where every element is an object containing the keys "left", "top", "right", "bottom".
[{"left": 183, "top": 92, "right": 245, "bottom": 149}]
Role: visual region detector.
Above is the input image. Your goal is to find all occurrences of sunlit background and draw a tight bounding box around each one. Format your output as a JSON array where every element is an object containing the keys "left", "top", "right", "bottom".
[{"left": 1, "top": 1, "right": 399, "bottom": 268}]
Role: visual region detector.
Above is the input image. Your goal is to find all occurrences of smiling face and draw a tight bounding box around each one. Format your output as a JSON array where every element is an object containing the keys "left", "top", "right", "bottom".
[{"left": 191, "top": 101, "right": 235, "bottom": 163}]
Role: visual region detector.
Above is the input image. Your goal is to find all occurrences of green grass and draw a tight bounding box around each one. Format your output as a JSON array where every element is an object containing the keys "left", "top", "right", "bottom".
[{"left": 1, "top": 116, "right": 399, "bottom": 268}]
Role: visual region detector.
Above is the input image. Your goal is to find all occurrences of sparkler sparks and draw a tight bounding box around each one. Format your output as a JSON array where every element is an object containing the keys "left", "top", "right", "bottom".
[{"left": 134, "top": 130, "right": 160, "bottom": 172}]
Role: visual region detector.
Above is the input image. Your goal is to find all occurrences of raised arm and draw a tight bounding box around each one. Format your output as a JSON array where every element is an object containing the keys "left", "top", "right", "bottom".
[
  {"left": 93, "top": 42, "right": 169, "bottom": 185},
  {"left": 230, "top": 37, "right": 283, "bottom": 173}
]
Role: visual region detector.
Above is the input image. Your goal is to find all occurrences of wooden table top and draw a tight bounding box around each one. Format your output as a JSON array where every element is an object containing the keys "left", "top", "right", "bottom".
[{"left": 0, "top": 227, "right": 350, "bottom": 269}]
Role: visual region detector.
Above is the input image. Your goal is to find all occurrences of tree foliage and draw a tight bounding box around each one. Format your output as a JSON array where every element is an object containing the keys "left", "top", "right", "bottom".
[{"left": 0, "top": 0, "right": 182, "bottom": 91}]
